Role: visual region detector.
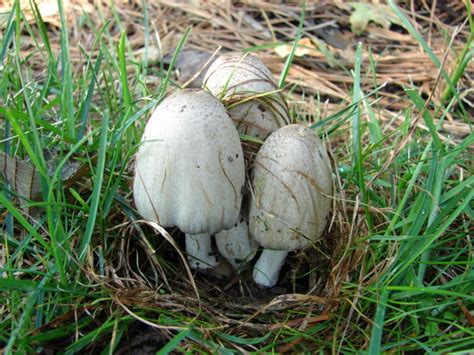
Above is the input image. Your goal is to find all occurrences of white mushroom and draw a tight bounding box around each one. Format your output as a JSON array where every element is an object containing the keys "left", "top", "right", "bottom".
[
  {"left": 203, "top": 53, "right": 290, "bottom": 145},
  {"left": 133, "top": 89, "right": 245, "bottom": 270},
  {"left": 249, "top": 124, "right": 333, "bottom": 287},
  {"left": 215, "top": 213, "right": 258, "bottom": 271}
]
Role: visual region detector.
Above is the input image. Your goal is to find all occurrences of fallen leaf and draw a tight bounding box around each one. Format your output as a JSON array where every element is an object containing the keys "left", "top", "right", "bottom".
[
  {"left": 274, "top": 38, "right": 317, "bottom": 58},
  {"left": 346, "top": 2, "right": 402, "bottom": 35},
  {"left": 274, "top": 37, "right": 344, "bottom": 68},
  {"left": 0, "top": 152, "right": 42, "bottom": 210},
  {"left": 1, "top": 151, "right": 88, "bottom": 216}
]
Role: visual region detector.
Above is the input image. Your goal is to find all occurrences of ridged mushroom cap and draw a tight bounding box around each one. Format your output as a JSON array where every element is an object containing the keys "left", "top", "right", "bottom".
[
  {"left": 204, "top": 54, "right": 276, "bottom": 97},
  {"left": 249, "top": 124, "right": 333, "bottom": 251},
  {"left": 203, "top": 53, "right": 290, "bottom": 141},
  {"left": 133, "top": 89, "right": 245, "bottom": 235}
]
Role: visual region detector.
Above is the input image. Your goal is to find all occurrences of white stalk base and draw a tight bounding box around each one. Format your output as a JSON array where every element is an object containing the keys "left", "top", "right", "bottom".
[
  {"left": 185, "top": 233, "right": 219, "bottom": 270},
  {"left": 252, "top": 249, "right": 288, "bottom": 287}
]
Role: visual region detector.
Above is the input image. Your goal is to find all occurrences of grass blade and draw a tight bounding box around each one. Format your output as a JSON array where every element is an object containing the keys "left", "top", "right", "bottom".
[
  {"left": 278, "top": 2, "right": 305, "bottom": 89},
  {"left": 387, "top": 0, "right": 466, "bottom": 115},
  {"left": 57, "top": 0, "right": 75, "bottom": 139},
  {"left": 78, "top": 110, "right": 109, "bottom": 261},
  {"left": 118, "top": 30, "right": 132, "bottom": 110},
  {"left": 157, "top": 328, "right": 192, "bottom": 355},
  {"left": 158, "top": 26, "right": 191, "bottom": 96},
  {"left": 352, "top": 42, "right": 371, "bottom": 229},
  {"left": 441, "top": 0, "right": 473, "bottom": 103},
  {"left": 368, "top": 289, "right": 389, "bottom": 355},
  {"left": 404, "top": 88, "right": 443, "bottom": 152}
]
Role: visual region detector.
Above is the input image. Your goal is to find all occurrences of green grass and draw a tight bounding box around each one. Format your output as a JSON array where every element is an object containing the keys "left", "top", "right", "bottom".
[{"left": 1, "top": 1, "right": 473, "bottom": 353}]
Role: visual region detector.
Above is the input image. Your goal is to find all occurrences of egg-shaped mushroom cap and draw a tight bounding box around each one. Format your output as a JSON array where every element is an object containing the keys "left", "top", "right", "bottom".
[
  {"left": 204, "top": 53, "right": 290, "bottom": 149},
  {"left": 133, "top": 89, "right": 245, "bottom": 235},
  {"left": 249, "top": 124, "right": 333, "bottom": 251},
  {"left": 204, "top": 53, "right": 278, "bottom": 98}
]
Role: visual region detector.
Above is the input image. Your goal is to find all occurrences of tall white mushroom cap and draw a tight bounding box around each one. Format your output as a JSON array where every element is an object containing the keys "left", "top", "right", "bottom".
[
  {"left": 133, "top": 89, "right": 246, "bottom": 269},
  {"left": 203, "top": 53, "right": 290, "bottom": 142},
  {"left": 249, "top": 124, "right": 333, "bottom": 286}
]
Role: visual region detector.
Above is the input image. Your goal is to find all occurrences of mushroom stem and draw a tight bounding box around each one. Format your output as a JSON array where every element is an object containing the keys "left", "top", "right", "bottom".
[
  {"left": 185, "top": 233, "right": 219, "bottom": 270},
  {"left": 253, "top": 249, "right": 288, "bottom": 287}
]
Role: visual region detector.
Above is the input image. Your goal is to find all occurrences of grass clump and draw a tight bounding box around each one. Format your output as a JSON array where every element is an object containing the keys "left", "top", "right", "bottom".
[{"left": 0, "top": 0, "right": 473, "bottom": 353}]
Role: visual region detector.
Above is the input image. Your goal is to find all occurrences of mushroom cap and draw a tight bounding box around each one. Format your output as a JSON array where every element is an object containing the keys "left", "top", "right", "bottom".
[
  {"left": 249, "top": 124, "right": 333, "bottom": 251},
  {"left": 228, "top": 99, "right": 289, "bottom": 141},
  {"left": 215, "top": 214, "right": 258, "bottom": 269},
  {"left": 203, "top": 53, "right": 290, "bottom": 141},
  {"left": 204, "top": 53, "right": 277, "bottom": 98},
  {"left": 133, "top": 89, "right": 245, "bottom": 235}
]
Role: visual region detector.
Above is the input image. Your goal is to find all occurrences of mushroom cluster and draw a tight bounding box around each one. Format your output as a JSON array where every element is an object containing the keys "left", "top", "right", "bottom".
[{"left": 133, "top": 53, "right": 333, "bottom": 288}]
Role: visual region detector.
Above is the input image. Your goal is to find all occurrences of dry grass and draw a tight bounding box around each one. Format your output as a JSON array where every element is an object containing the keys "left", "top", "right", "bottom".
[{"left": 10, "top": 0, "right": 472, "bottom": 135}]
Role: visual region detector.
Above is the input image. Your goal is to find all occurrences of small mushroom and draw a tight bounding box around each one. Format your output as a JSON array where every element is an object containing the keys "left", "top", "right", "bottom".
[
  {"left": 133, "top": 89, "right": 245, "bottom": 270},
  {"left": 215, "top": 213, "right": 258, "bottom": 271},
  {"left": 249, "top": 124, "right": 333, "bottom": 287},
  {"left": 203, "top": 53, "right": 290, "bottom": 155}
]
